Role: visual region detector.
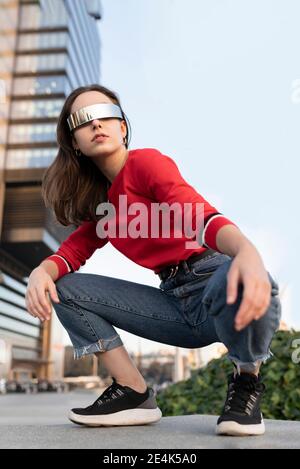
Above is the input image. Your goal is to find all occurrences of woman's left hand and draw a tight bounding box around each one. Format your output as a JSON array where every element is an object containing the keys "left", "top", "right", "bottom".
[{"left": 226, "top": 244, "right": 272, "bottom": 331}]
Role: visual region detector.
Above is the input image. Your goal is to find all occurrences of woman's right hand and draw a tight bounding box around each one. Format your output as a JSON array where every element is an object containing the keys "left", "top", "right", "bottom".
[{"left": 25, "top": 266, "right": 60, "bottom": 322}]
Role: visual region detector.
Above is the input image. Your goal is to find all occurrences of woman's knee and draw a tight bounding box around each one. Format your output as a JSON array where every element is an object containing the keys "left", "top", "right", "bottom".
[
  {"left": 55, "top": 272, "right": 79, "bottom": 301},
  {"left": 263, "top": 275, "right": 282, "bottom": 329},
  {"left": 205, "top": 259, "right": 281, "bottom": 321}
]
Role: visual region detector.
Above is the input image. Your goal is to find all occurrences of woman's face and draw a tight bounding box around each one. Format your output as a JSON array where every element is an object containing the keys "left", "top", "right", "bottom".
[{"left": 70, "top": 90, "right": 127, "bottom": 157}]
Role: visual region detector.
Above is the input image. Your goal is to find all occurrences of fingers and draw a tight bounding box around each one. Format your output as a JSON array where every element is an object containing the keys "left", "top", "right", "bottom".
[
  {"left": 26, "top": 288, "right": 51, "bottom": 322},
  {"left": 235, "top": 280, "right": 258, "bottom": 330},
  {"left": 47, "top": 282, "right": 60, "bottom": 304},
  {"left": 226, "top": 266, "right": 239, "bottom": 304},
  {"left": 36, "top": 288, "right": 52, "bottom": 320},
  {"left": 253, "top": 282, "right": 272, "bottom": 320},
  {"left": 26, "top": 293, "right": 44, "bottom": 321},
  {"left": 234, "top": 278, "right": 272, "bottom": 331}
]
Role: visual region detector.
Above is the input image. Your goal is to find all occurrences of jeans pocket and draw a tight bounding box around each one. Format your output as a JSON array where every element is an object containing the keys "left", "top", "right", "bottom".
[
  {"left": 190, "top": 253, "right": 230, "bottom": 279},
  {"left": 190, "top": 269, "right": 216, "bottom": 278},
  {"left": 168, "top": 278, "right": 208, "bottom": 300}
]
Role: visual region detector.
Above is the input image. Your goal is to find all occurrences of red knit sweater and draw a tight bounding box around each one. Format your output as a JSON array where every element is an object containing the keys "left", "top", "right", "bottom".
[{"left": 44, "top": 148, "right": 237, "bottom": 279}]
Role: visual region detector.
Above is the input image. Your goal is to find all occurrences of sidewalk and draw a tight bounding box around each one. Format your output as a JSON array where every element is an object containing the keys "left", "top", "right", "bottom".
[{"left": 0, "top": 390, "right": 299, "bottom": 449}]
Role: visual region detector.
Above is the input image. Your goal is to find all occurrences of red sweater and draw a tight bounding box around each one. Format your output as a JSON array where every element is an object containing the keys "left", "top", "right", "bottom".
[{"left": 45, "top": 148, "right": 237, "bottom": 279}]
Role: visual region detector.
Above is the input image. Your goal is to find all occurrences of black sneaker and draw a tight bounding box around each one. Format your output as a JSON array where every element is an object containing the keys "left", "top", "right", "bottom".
[
  {"left": 216, "top": 372, "right": 266, "bottom": 436},
  {"left": 69, "top": 377, "right": 162, "bottom": 427}
]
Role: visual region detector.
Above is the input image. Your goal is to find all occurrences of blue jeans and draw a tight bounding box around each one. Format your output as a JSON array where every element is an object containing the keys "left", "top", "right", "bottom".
[{"left": 52, "top": 252, "right": 281, "bottom": 372}]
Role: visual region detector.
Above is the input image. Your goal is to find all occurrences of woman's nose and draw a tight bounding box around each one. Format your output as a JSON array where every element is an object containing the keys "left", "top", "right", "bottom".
[{"left": 91, "top": 118, "right": 102, "bottom": 127}]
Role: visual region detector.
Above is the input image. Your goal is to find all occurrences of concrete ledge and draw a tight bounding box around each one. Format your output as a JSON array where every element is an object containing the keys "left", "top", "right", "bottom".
[{"left": 1, "top": 391, "right": 299, "bottom": 449}]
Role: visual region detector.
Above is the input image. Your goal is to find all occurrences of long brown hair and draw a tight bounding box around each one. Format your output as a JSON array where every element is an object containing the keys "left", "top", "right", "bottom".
[{"left": 41, "top": 84, "right": 131, "bottom": 227}]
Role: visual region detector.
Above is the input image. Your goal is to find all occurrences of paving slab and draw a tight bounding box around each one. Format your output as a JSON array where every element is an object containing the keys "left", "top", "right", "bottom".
[{"left": 0, "top": 390, "right": 299, "bottom": 449}]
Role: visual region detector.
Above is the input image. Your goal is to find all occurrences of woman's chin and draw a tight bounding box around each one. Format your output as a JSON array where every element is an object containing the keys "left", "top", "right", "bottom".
[{"left": 88, "top": 148, "right": 111, "bottom": 159}]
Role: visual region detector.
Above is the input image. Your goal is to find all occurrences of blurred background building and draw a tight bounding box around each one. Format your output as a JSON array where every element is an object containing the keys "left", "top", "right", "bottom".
[{"left": 0, "top": 0, "right": 102, "bottom": 381}]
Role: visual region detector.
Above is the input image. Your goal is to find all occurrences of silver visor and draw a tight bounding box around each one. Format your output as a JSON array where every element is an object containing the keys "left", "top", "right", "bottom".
[{"left": 67, "top": 103, "right": 123, "bottom": 131}]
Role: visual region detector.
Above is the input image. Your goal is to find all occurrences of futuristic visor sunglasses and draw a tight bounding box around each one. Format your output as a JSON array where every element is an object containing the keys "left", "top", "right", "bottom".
[{"left": 67, "top": 103, "right": 123, "bottom": 131}]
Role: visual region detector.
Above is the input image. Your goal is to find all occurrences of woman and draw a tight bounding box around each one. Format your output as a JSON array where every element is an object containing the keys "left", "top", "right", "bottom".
[{"left": 25, "top": 84, "right": 281, "bottom": 436}]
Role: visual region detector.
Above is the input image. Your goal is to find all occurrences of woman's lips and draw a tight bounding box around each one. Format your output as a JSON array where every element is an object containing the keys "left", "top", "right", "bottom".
[{"left": 94, "top": 135, "right": 109, "bottom": 143}]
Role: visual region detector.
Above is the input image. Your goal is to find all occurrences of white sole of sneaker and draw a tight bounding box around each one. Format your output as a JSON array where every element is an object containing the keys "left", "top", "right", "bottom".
[
  {"left": 68, "top": 407, "right": 162, "bottom": 427},
  {"left": 215, "top": 419, "right": 265, "bottom": 436}
]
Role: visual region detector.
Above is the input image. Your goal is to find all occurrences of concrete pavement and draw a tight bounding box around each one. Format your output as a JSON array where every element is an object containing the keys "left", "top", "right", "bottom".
[{"left": 0, "top": 390, "right": 299, "bottom": 449}]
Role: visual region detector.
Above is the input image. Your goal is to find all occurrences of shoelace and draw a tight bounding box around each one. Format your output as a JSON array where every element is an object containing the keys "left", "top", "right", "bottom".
[
  {"left": 224, "top": 374, "right": 264, "bottom": 415},
  {"left": 88, "top": 377, "right": 124, "bottom": 409}
]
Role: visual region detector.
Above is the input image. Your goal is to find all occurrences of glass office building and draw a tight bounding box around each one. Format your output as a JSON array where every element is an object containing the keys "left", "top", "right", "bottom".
[{"left": 0, "top": 0, "right": 102, "bottom": 380}]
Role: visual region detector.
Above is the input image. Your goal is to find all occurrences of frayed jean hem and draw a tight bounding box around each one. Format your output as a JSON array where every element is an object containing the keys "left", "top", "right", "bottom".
[
  {"left": 227, "top": 350, "right": 274, "bottom": 374},
  {"left": 73, "top": 334, "right": 124, "bottom": 360}
]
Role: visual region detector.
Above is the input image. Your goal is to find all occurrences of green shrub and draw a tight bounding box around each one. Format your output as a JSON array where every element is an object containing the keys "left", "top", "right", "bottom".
[{"left": 156, "top": 330, "right": 300, "bottom": 420}]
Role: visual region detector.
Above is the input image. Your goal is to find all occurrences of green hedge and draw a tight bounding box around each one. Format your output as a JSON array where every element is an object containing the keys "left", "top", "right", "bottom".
[{"left": 156, "top": 330, "right": 300, "bottom": 420}]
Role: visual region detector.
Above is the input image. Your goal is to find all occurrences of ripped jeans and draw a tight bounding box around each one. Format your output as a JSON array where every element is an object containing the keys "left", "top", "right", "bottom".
[{"left": 52, "top": 252, "right": 282, "bottom": 373}]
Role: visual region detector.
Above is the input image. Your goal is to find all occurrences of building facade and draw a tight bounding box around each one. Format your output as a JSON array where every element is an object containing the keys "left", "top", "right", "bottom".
[{"left": 0, "top": 0, "right": 102, "bottom": 381}]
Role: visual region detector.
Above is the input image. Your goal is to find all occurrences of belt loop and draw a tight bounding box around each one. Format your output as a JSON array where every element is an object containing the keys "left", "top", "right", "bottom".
[
  {"left": 167, "top": 264, "right": 179, "bottom": 280},
  {"left": 182, "top": 259, "right": 190, "bottom": 273}
]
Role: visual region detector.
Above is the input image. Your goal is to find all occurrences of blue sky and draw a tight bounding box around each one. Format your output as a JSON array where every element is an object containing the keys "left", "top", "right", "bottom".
[{"left": 65, "top": 0, "right": 300, "bottom": 352}]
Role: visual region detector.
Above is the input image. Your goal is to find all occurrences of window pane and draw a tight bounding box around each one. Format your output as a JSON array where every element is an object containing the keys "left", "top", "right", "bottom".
[
  {"left": 8, "top": 124, "right": 56, "bottom": 143},
  {"left": 11, "top": 99, "right": 64, "bottom": 118},
  {"left": 17, "top": 32, "right": 68, "bottom": 51},
  {"left": 15, "top": 53, "right": 67, "bottom": 72},
  {"left": 6, "top": 148, "right": 58, "bottom": 169},
  {"left": 13, "top": 76, "right": 69, "bottom": 96},
  {"left": 19, "top": 3, "right": 67, "bottom": 29},
  {"left": 12, "top": 347, "right": 39, "bottom": 361},
  {"left": 0, "top": 291, "right": 38, "bottom": 326},
  {"left": 0, "top": 315, "right": 40, "bottom": 339}
]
